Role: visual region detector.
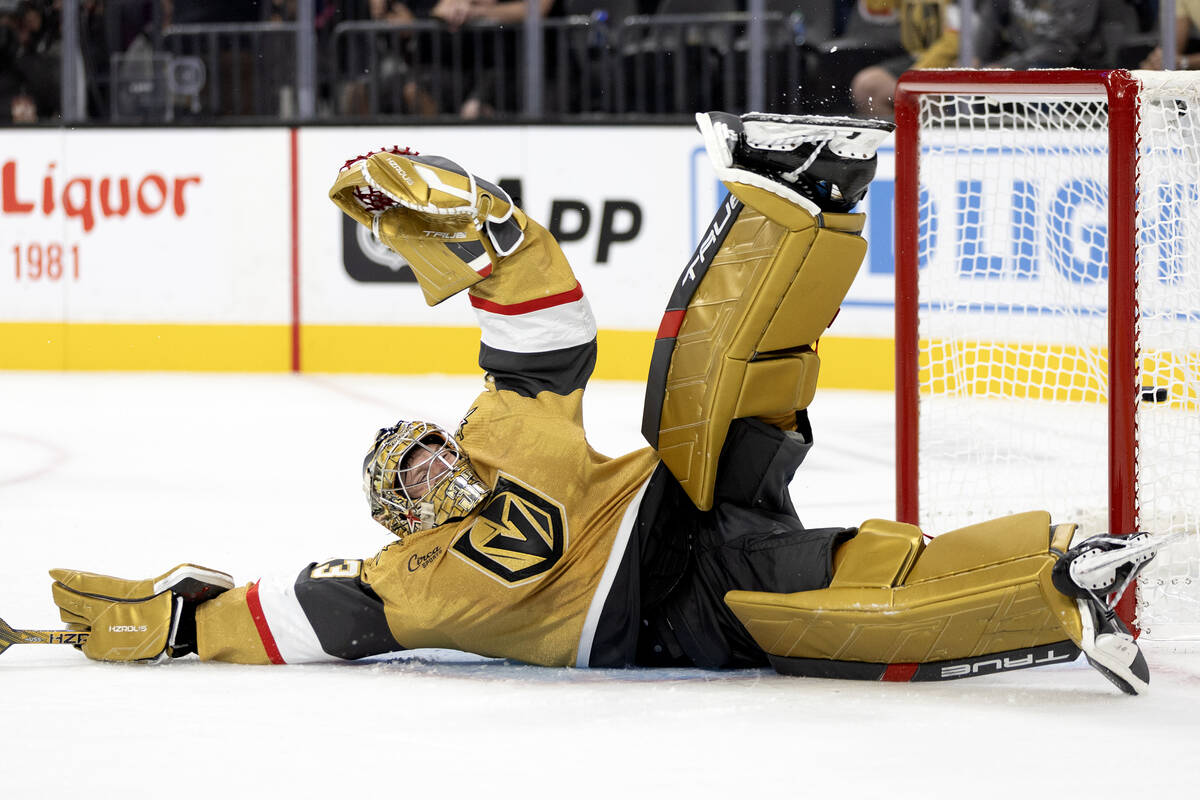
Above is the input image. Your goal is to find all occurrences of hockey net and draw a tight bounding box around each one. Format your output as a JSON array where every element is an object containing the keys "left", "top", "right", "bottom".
[{"left": 895, "top": 70, "right": 1200, "bottom": 639}]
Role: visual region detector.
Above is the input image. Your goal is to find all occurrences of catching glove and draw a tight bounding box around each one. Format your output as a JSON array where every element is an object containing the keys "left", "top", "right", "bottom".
[
  {"left": 329, "top": 147, "right": 528, "bottom": 305},
  {"left": 50, "top": 564, "right": 234, "bottom": 662}
]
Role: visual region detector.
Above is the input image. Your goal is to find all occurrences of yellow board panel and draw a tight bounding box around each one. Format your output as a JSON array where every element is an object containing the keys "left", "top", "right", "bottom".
[
  {"left": 0, "top": 323, "right": 291, "bottom": 372},
  {"left": 816, "top": 336, "right": 895, "bottom": 392},
  {"left": 299, "top": 325, "right": 483, "bottom": 375},
  {"left": 0, "top": 321, "right": 895, "bottom": 392},
  {"left": 299, "top": 325, "right": 660, "bottom": 382}
]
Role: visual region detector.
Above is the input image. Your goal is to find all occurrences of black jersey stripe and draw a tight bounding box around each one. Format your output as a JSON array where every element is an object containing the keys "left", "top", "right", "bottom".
[
  {"left": 293, "top": 564, "right": 403, "bottom": 660},
  {"left": 479, "top": 339, "right": 597, "bottom": 398}
]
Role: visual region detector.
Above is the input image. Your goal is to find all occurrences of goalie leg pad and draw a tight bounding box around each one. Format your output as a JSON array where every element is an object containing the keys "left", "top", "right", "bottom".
[
  {"left": 641, "top": 193, "right": 867, "bottom": 511},
  {"left": 724, "top": 512, "right": 1085, "bottom": 670}
]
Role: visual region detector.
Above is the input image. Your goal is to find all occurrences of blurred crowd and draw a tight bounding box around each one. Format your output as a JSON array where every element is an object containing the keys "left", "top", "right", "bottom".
[
  {"left": 0, "top": 0, "right": 60, "bottom": 122},
  {"left": 0, "top": 0, "right": 1191, "bottom": 124}
]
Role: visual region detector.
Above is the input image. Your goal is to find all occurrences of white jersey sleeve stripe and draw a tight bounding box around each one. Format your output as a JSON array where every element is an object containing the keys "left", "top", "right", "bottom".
[
  {"left": 252, "top": 572, "right": 334, "bottom": 664},
  {"left": 474, "top": 297, "right": 598, "bottom": 354}
]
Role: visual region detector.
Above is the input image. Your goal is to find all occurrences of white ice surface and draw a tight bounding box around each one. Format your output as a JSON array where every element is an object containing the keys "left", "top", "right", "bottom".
[{"left": 2, "top": 372, "right": 1198, "bottom": 797}]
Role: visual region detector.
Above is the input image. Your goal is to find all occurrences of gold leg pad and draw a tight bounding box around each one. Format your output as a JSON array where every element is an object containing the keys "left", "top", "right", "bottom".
[
  {"left": 830, "top": 519, "right": 924, "bottom": 588},
  {"left": 732, "top": 351, "right": 820, "bottom": 419},
  {"left": 725, "top": 512, "right": 1083, "bottom": 664},
  {"left": 726, "top": 182, "right": 817, "bottom": 231},
  {"left": 654, "top": 205, "right": 867, "bottom": 510},
  {"left": 820, "top": 211, "right": 867, "bottom": 235}
]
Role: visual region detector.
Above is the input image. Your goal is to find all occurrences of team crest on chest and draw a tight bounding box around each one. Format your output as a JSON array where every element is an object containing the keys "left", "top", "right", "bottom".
[{"left": 451, "top": 473, "right": 568, "bottom": 585}]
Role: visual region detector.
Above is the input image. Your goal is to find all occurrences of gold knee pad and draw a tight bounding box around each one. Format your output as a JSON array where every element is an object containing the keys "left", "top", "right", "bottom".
[
  {"left": 642, "top": 179, "right": 867, "bottom": 511},
  {"left": 725, "top": 511, "right": 1084, "bottom": 673}
]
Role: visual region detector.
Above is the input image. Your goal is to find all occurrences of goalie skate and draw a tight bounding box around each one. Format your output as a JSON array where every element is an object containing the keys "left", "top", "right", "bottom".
[
  {"left": 696, "top": 111, "right": 894, "bottom": 214},
  {"left": 1052, "top": 532, "right": 1164, "bottom": 695},
  {"left": 1054, "top": 533, "right": 1159, "bottom": 599}
]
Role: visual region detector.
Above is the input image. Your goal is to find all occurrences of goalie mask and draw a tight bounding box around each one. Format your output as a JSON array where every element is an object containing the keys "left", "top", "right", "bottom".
[{"left": 363, "top": 420, "right": 490, "bottom": 538}]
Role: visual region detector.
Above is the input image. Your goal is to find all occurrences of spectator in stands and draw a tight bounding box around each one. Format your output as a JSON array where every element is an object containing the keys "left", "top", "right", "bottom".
[
  {"left": 0, "top": 4, "right": 23, "bottom": 122},
  {"left": 432, "top": 0, "right": 558, "bottom": 30},
  {"left": 338, "top": 0, "right": 442, "bottom": 116},
  {"left": 1141, "top": 0, "right": 1200, "bottom": 70},
  {"left": 161, "top": 0, "right": 279, "bottom": 116},
  {"left": 850, "top": 0, "right": 960, "bottom": 120},
  {"left": 342, "top": 0, "right": 562, "bottom": 118},
  {"left": 162, "top": 1, "right": 264, "bottom": 24},
  {"left": 0, "top": 0, "right": 60, "bottom": 123},
  {"left": 973, "top": 0, "right": 1106, "bottom": 69},
  {"left": 432, "top": 0, "right": 563, "bottom": 118},
  {"left": 834, "top": 0, "right": 858, "bottom": 37}
]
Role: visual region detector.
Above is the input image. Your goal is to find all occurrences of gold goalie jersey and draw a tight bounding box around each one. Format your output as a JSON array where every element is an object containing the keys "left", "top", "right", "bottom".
[{"left": 193, "top": 174, "right": 660, "bottom": 668}]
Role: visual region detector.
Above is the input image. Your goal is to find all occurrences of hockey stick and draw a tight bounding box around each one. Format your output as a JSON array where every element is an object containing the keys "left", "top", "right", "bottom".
[{"left": 0, "top": 617, "right": 88, "bottom": 656}]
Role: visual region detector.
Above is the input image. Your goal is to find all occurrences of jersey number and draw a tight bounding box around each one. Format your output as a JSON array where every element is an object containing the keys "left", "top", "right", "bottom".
[{"left": 310, "top": 559, "right": 363, "bottom": 580}]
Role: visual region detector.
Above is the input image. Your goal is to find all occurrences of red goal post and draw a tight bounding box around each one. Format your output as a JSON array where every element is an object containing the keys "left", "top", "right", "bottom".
[{"left": 893, "top": 69, "right": 1200, "bottom": 636}]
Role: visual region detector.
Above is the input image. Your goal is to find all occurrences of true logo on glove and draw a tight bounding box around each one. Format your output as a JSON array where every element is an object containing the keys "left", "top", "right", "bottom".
[{"left": 107, "top": 625, "right": 148, "bottom": 634}]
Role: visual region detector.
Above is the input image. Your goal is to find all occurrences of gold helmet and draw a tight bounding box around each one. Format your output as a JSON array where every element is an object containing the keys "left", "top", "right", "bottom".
[{"left": 363, "top": 420, "right": 490, "bottom": 538}]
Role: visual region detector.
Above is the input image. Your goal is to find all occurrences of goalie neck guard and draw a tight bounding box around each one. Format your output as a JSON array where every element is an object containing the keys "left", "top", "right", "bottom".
[{"left": 363, "top": 420, "right": 490, "bottom": 539}]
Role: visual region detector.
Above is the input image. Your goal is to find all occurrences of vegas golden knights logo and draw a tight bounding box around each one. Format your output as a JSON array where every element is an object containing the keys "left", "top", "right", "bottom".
[{"left": 452, "top": 474, "right": 567, "bottom": 585}]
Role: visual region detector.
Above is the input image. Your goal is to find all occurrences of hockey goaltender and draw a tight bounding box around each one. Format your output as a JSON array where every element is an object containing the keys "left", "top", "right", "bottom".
[{"left": 42, "top": 112, "right": 1161, "bottom": 695}]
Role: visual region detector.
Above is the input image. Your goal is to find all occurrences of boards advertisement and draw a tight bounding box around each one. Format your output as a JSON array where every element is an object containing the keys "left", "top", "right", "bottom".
[{"left": 0, "top": 125, "right": 899, "bottom": 384}]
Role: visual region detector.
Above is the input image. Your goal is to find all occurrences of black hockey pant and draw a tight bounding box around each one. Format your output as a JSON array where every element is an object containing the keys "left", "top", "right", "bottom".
[{"left": 635, "top": 415, "right": 855, "bottom": 669}]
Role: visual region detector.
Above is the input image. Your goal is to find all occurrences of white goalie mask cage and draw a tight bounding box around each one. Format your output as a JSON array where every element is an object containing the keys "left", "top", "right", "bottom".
[{"left": 362, "top": 420, "right": 490, "bottom": 538}]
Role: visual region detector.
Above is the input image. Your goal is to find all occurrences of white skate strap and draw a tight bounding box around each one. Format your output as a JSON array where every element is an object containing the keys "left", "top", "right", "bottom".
[
  {"left": 741, "top": 116, "right": 892, "bottom": 160},
  {"left": 695, "top": 112, "right": 823, "bottom": 217},
  {"left": 1068, "top": 531, "right": 1181, "bottom": 592}
]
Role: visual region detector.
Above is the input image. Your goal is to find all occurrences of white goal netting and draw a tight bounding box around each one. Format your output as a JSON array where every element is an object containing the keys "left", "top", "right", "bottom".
[{"left": 910, "top": 71, "right": 1200, "bottom": 639}]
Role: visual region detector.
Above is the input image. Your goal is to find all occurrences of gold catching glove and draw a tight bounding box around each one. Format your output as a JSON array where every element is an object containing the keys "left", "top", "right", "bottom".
[
  {"left": 50, "top": 564, "right": 234, "bottom": 662},
  {"left": 328, "top": 147, "right": 528, "bottom": 305}
]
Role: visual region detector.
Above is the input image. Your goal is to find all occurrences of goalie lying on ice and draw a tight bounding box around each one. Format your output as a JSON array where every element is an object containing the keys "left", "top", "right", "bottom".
[{"left": 47, "top": 113, "right": 1159, "bottom": 695}]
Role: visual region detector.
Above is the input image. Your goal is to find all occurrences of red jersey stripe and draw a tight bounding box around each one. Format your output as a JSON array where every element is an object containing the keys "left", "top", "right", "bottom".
[
  {"left": 469, "top": 282, "right": 584, "bottom": 316},
  {"left": 246, "top": 580, "right": 286, "bottom": 665}
]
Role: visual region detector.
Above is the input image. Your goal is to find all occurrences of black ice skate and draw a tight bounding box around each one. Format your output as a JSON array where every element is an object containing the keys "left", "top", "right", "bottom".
[
  {"left": 1052, "top": 532, "right": 1163, "bottom": 695},
  {"left": 696, "top": 112, "right": 895, "bottom": 214}
]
